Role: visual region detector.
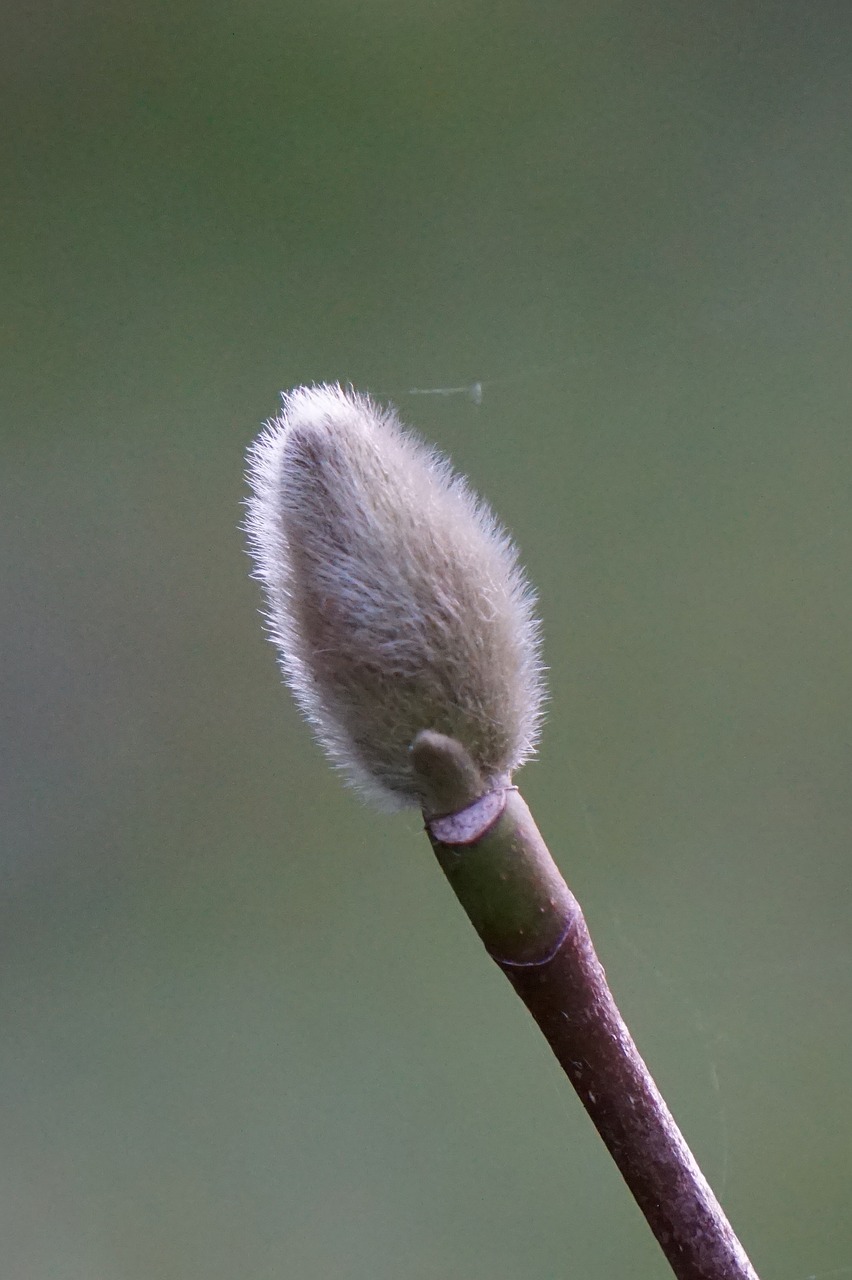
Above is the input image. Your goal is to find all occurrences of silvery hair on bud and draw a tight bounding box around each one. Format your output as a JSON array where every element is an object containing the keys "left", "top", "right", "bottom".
[{"left": 244, "top": 383, "right": 545, "bottom": 809}]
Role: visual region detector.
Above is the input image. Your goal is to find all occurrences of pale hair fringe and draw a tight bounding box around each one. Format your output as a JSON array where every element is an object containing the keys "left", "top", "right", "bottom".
[{"left": 244, "top": 383, "right": 546, "bottom": 809}]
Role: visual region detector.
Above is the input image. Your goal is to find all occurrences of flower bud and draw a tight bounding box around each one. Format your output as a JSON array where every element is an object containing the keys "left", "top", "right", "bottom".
[{"left": 244, "top": 384, "right": 544, "bottom": 809}]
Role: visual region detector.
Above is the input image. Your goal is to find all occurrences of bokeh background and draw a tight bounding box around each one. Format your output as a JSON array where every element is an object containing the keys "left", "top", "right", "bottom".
[{"left": 3, "top": 3, "right": 852, "bottom": 1277}]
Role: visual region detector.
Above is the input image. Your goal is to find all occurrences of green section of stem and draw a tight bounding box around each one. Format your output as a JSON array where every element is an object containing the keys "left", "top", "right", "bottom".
[
  {"left": 410, "top": 729, "right": 573, "bottom": 964},
  {"left": 429, "top": 790, "right": 575, "bottom": 965}
]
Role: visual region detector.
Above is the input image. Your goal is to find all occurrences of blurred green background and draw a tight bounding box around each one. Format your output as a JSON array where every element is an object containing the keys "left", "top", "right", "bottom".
[{"left": 3, "top": 2, "right": 851, "bottom": 1277}]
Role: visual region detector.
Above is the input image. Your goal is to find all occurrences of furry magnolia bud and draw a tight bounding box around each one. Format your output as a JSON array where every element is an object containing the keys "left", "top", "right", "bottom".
[{"left": 244, "top": 383, "right": 544, "bottom": 809}]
